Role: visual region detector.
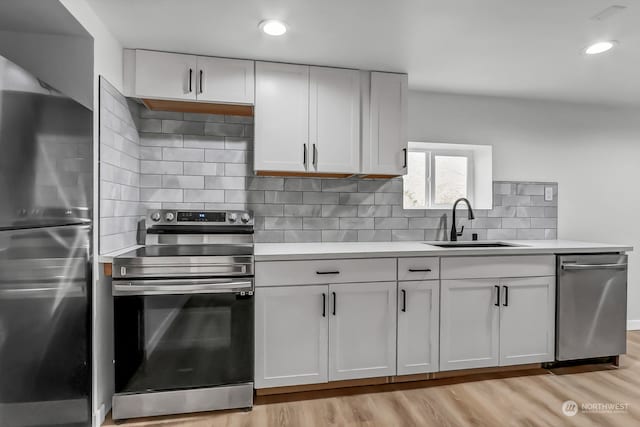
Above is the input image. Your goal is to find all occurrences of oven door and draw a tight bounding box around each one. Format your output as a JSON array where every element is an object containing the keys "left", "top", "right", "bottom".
[{"left": 113, "top": 278, "right": 253, "bottom": 395}]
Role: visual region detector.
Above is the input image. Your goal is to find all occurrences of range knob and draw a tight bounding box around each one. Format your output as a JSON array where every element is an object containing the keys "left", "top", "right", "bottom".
[
  {"left": 240, "top": 212, "right": 251, "bottom": 223},
  {"left": 228, "top": 213, "right": 238, "bottom": 223},
  {"left": 165, "top": 212, "right": 176, "bottom": 222},
  {"left": 150, "top": 212, "right": 161, "bottom": 222}
]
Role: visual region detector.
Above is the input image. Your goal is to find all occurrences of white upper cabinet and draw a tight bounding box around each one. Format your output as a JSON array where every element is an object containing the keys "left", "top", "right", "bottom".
[
  {"left": 134, "top": 50, "right": 197, "bottom": 101},
  {"left": 127, "top": 49, "right": 254, "bottom": 104},
  {"left": 128, "top": 50, "right": 409, "bottom": 176},
  {"left": 499, "top": 276, "right": 555, "bottom": 365},
  {"left": 254, "top": 285, "right": 329, "bottom": 388},
  {"left": 309, "top": 67, "right": 360, "bottom": 173},
  {"left": 254, "top": 62, "right": 310, "bottom": 173},
  {"left": 328, "top": 281, "right": 397, "bottom": 381},
  {"left": 397, "top": 280, "right": 440, "bottom": 375},
  {"left": 196, "top": 56, "right": 254, "bottom": 104},
  {"left": 363, "top": 72, "right": 408, "bottom": 176},
  {"left": 255, "top": 62, "right": 362, "bottom": 174}
]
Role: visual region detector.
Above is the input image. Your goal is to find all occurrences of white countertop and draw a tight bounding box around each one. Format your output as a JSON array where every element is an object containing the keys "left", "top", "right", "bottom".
[
  {"left": 254, "top": 240, "right": 633, "bottom": 261},
  {"left": 99, "top": 240, "right": 633, "bottom": 263}
]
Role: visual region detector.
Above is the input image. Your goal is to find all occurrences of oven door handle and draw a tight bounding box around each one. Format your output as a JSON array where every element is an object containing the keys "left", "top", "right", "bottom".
[{"left": 113, "top": 279, "right": 253, "bottom": 296}]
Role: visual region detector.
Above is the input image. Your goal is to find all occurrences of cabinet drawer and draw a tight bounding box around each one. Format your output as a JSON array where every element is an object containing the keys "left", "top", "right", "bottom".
[
  {"left": 441, "top": 255, "right": 555, "bottom": 279},
  {"left": 255, "top": 258, "right": 396, "bottom": 287},
  {"left": 398, "top": 257, "right": 439, "bottom": 281}
]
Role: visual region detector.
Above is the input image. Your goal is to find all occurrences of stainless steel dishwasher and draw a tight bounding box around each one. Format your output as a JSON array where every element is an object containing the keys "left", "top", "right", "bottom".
[{"left": 556, "top": 254, "right": 628, "bottom": 361}]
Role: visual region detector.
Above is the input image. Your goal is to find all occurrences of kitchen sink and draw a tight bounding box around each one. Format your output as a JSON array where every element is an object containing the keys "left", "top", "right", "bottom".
[{"left": 425, "top": 241, "right": 523, "bottom": 248}]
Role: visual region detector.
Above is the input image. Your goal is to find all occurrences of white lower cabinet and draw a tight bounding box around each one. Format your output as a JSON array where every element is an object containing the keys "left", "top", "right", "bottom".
[
  {"left": 254, "top": 285, "right": 328, "bottom": 388},
  {"left": 440, "top": 276, "right": 555, "bottom": 371},
  {"left": 328, "top": 282, "right": 397, "bottom": 381},
  {"left": 397, "top": 281, "right": 439, "bottom": 375},
  {"left": 254, "top": 256, "right": 557, "bottom": 389},
  {"left": 254, "top": 281, "right": 397, "bottom": 388},
  {"left": 440, "top": 279, "right": 500, "bottom": 371},
  {"left": 499, "top": 276, "right": 555, "bottom": 365}
]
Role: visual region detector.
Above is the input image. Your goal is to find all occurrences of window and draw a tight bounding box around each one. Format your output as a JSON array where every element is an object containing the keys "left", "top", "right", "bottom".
[
  {"left": 403, "top": 142, "right": 492, "bottom": 210},
  {"left": 403, "top": 151, "right": 427, "bottom": 208},
  {"left": 434, "top": 155, "right": 468, "bottom": 205}
]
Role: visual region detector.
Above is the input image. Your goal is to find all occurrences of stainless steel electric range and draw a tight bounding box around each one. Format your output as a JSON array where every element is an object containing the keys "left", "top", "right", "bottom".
[{"left": 111, "top": 210, "right": 254, "bottom": 420}]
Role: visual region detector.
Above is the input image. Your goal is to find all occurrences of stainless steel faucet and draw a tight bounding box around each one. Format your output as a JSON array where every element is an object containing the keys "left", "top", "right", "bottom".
[{"left": 450, "top": 198, "right": 475, "bottom": 241}]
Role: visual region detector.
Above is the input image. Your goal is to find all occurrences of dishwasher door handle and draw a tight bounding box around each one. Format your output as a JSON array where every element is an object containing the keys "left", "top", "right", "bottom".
[{"left": 561, "top": 263, "right": 628, "bottom": 271}]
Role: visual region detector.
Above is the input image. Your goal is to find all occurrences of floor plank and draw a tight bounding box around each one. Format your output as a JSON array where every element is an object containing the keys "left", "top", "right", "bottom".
[{"left": 104, "top": 332, "right": 640, "bottom": 427}]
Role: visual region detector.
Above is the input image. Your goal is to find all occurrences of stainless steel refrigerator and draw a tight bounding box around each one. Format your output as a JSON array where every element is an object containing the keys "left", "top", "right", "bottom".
[{"left": 0, "top": 55, "right": 92, "bottom": 426}]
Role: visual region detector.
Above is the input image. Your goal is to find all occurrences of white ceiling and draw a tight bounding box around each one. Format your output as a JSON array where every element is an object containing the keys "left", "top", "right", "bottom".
[{"left": 87, "top": 0, "right": 640, "bottom": 106}]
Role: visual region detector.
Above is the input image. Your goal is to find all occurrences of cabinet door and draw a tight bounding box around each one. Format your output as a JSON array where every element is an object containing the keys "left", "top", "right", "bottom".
[
  {"left": 196, "top": 57, "right": 254, "bottom": 104},
  {"left": 134, "top": 50, "right": 197, "bottom": 101},
  {"left": 255, "top": 285, "right": 328, "bottom": 388},
  {"left": 364, "top": 72, "right": 408, "bottom": 175},
  {"left": 254, "top": 62, "right": 309, "bottom": 172},
  {"left": 499, "top": 276, "right": 555, "bottom": 366},
  {"left": 440, "top": 279, "right": 500, "bottom": 371},
  {"left": 397, "top": 281, "right": 439, "bottom": 375},
  {"left": 309, "top": 67, "right": 360, "bottom": 173},
  {"left": 329, "top": 282, "right": 396, "bottom": 381}
]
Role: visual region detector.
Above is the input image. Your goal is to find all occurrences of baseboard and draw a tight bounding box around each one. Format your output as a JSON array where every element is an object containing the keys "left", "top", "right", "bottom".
[
  {"left": 93, "top": 403, "right": 106, "bottom": 427},
  {"left": 627, "top": 320, "right": 640, "bottom": 330}
]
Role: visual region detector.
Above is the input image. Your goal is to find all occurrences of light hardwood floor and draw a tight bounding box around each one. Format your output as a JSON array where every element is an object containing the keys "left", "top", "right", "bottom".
[{"left": 105, "top": 332, "right": 640, "bottom": 427}]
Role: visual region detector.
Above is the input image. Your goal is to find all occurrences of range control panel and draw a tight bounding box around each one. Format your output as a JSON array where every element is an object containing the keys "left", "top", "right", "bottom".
[{"left": 147, "top": 209, "right": 253, "bottom": 226}]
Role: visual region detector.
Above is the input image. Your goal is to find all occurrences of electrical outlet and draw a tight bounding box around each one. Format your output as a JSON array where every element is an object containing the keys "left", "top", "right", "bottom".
[{"left": 544, "top": 187, "right": 553, "bottom": 201}]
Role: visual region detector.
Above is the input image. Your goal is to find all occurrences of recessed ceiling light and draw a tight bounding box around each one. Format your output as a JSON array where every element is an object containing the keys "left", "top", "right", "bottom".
[
  {"left": 584, "top": 41, "right": 617, "bottom": 55},
  {"left": 259, "top": 20, "right": 287, "bottom": 36}
]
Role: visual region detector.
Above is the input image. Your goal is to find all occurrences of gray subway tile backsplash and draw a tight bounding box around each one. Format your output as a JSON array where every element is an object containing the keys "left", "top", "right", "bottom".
[
  {"left": 98, "top": 78, "right": 559, "bottom": 252},
  {"left": 184, "top": 189, "right": 225, "bottom": 203}
]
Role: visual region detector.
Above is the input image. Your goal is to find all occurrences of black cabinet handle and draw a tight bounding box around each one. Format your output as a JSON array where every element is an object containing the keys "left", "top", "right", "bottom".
[
  {"left": 402, "top": 148, "right": 407, "bottom": 168},
  {"left": 322, "top": 293, "right": 326, "bottom": 317},
  {"left": 199, "top": 69, "right": 203, "bottom": 94},
  {"left": 303, "top": 144, "right": 307, "bottom": 167},
  {"left": 408, "top": 268, "right": 432, "bottom": 272},
  {"left": 332, "top": 292, "right": 336, "bottom": 316},
  {"left": 313, "top": 143, "right": 318, "bottom": 167},
  {"left": 494, "top": 285, "right": 500, "bottom": 307},
  {"left": 401, "top": 289, "right": 407, "bottom": 312},
  {"left": 503, "top": 286, "right": 509, "bottom": 307},
  {"left": 316, "top": 271, "right": 340, "bottom": 275},
  {"left": 188, "top": 68, "right": 193, "bottom": 93}
]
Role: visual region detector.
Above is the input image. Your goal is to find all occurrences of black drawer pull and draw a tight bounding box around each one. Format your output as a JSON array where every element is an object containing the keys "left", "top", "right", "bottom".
[
  {"left": 494, "top": 285, "right": 500, "bottom": 307},
  {"left": 401, "top": 289, "right": 407, "bottom": 312},
  {"left": 316, "top": 271, "right": 340, "bottom": 275},
  {"left": 408, "top": 268, "right": 432, "bottom": 272}
]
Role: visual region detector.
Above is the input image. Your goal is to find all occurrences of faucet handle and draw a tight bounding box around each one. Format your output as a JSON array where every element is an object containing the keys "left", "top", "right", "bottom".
[{"left": 456, "top": 225, "right": 465, "bottom": 237}]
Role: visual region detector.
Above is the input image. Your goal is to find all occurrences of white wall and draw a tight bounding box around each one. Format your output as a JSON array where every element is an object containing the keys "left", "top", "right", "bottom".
[
  {"left": 60, "top": 0, "right": 123, "bottom": 92},
  {"left": 409, "top": 90, "right": 640, "bottom": 327},
  {"left": 59, "top": 1, "right": 123, "bottom": 425}
]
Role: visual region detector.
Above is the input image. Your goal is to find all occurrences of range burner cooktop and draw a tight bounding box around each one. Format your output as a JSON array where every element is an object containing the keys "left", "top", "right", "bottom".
[
  {"left": 119, "top": 245, "right": 254, "bottom": 258},
  {"left": 113, "top": 210, "right": 255, "bottom": 279}
]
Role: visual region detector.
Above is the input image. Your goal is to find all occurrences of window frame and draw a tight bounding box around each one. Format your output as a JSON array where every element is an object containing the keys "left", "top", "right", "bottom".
[{"left": 403, "top": 146, "right": 475, "bottom": 210}]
